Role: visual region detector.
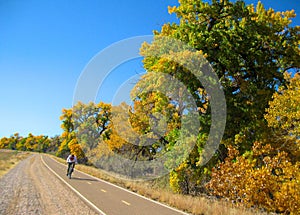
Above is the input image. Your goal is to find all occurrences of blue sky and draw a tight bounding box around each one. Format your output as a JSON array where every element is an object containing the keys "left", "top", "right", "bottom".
[{"left": 0, "top": 0, "right": 299, "bottom": 138}]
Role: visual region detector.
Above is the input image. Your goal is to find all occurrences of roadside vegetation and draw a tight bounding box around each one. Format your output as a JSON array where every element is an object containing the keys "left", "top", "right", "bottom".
[
  {"left": 52, "top": 155, "right": 266, "bottom": 215},
  {"left": 0, "top": 0, "right": 299, "bottom": 214},
  {"left": 0, "top": 150, "right": 30, "bottom": 178}
]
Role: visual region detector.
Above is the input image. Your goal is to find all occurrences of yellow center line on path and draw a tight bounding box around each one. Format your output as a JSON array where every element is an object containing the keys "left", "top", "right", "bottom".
[
  {"left": 41, "top": 156, "right": 107, "bottom": 215},
  {"left": 101, "top": 189, "right": 107, "bottom": 193},
  {"left": 121, "top": 200, "right": 131, "bottom": 206}
]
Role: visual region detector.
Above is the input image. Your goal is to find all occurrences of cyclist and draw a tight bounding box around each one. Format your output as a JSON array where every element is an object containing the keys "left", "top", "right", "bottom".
[{"left": 66, "top": 154, "right": 78, "bottom": 177}]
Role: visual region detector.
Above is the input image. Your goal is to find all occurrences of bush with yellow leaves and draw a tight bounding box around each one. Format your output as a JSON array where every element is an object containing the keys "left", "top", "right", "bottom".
[
  {"left": 206, "top": 142, "right": 300, "bottom": 214},
  {"left": 207, "top": 73, "right": 300, "bottom": 214}
]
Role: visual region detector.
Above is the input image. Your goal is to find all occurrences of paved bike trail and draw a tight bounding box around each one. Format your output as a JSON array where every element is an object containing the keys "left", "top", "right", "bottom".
[{"left": 41, "top": 155, "right": 190, "bottom": 215}]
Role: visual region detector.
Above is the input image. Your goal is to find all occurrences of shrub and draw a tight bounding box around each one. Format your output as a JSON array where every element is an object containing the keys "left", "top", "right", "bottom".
[{"left": 207, "top": 142, "right": 300, "bottom": 214}]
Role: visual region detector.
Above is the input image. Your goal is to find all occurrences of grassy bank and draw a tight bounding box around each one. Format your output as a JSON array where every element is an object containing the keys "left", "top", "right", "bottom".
[
  {"left": 51, "top": 155, "right": 268, "bottom": 215},
  {"left": 0, "top": 149, "right": 30, "bottom": 178}
]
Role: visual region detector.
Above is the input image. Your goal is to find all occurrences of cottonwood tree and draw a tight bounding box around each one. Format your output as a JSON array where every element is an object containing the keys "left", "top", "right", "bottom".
[{"left": 136, "top": 0, "right": 299, "bottom": 193}]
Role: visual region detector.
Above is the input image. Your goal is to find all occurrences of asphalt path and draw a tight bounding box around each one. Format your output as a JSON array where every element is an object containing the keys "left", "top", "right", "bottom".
[{"left": 41, "top": 155, "right": 190, "bottom": 215}]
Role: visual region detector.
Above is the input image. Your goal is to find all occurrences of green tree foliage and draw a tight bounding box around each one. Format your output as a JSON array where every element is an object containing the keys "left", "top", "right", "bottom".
[
  {"left": 155, "top": 0, "right": 299, "bottom": 148},
  {"left": 47, "top": 135, "right": 61, "bottom": 154},
  {"left": 57, "top": 102, "right": 112, "bottom": 161},
  {"left": 72, "top": 101, "right": 111, "bottom": 151},
  {"left": 137, "top": 0, "right": 299, "bottom": 194},
  {"left": 130, "top": 86, "right": 181, "bottom": 160},
  {"left": 2, "top": 1, "right": 298, "bottom": 212},
  {"left": 207, "top": 73, "right": 300, "bottom": 213}
]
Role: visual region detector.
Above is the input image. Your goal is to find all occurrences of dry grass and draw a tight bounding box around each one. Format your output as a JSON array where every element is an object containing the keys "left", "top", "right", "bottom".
[
  {"left": 119, "top": 182, "right": 267, "bottom": 215},
  {"left": 50, "top": 155, "right": 269, "bottom": 215},
  {"left": 0, "top": 149, "right": 30, "bottom": 178}
]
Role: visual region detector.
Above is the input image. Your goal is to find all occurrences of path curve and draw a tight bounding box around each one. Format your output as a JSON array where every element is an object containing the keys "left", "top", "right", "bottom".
[
  {"left": 0, "top": 154, "right": 97, "bottom": 215},
  {"left": 0, "top": 154, "right": 190, "bottom": 215}
]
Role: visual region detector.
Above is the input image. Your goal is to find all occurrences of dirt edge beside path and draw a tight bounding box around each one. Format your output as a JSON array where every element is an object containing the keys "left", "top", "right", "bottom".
[{"left": 0, "top": 154, "right": 98, "bottom": 215}]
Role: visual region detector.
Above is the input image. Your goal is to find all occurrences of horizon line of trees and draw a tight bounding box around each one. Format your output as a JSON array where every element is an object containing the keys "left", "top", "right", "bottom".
[{"left": 0, "top": 0, "right": 299, "bottom": 214}]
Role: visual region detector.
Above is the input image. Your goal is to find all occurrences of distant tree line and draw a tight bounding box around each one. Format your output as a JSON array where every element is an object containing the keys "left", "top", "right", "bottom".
[
  {"left": 0, "top": 133, "right": 60, "bottom": 154},
  {"left": 1, "top": 0, "right": 299, "bottom": 214}
]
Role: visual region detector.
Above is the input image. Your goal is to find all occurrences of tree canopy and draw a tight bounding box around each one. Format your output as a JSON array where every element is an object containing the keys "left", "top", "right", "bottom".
[{"left": 1, "top": 1, "right": 299, "bottom": 213}]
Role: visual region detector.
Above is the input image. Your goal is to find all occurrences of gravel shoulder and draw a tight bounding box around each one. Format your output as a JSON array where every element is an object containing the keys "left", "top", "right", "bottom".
[{"left": 0, "top": 154, "right": 98, "bottom": 215}]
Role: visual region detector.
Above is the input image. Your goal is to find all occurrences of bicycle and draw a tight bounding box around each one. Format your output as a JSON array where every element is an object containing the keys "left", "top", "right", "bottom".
[{"left": 67, "top": 162, "right": 75, "bottom": 179}]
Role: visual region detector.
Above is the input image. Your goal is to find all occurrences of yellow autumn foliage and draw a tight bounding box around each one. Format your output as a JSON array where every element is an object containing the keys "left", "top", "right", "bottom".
[
  {"left": 207, "top": 143, "right": 300, "bottom": 214},
  {"left": 265, "top": 73, "right": 300, "bottom": 141},
  {"left": 208, "top": 74, "right": 300, "bottom": 214}
]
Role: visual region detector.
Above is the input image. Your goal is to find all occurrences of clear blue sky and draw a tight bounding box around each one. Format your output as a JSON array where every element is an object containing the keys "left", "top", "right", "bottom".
[{"left": 0, "top": 0, "right": 299, "bottom": 138}]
